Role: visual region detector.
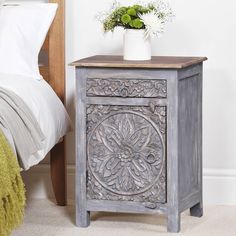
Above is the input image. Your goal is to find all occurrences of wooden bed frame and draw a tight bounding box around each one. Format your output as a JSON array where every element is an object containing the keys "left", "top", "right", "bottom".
[{"left": 39, "top": 0, "right": 66, "bottom": 206}]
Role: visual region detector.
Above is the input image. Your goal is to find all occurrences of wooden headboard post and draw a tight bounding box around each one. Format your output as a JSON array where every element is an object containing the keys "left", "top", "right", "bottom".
[
  {"left": 45, "top": 0, "right": 66, "bottom": 206},
  {"left": 49, "top": 0, "right": 65, "bottom": 102},
  {"left": 40, "top": 0, "right": 65, "bottom": 101}
]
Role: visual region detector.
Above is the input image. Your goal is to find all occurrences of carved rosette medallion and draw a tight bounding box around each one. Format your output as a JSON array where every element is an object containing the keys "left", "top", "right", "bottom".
[{"left": 87, "top": 105, "right": 166, "bottom": 203}]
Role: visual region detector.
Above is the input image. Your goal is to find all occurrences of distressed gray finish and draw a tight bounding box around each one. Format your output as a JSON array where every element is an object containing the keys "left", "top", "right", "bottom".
[
  {"left": 86, "top": 105, "right": 166, "bottom": 203},
  {"left": 86, "top": 199, "right": 167, "bottom": 214},
  {"left": 74, "top": 58, "right": 205, "bottom": 233},
  {"left": 75, "top": 69, "right": 90, "bottom": 227},
  {"left": 86, "top": 78, "right": 167, "bottom": 98}
]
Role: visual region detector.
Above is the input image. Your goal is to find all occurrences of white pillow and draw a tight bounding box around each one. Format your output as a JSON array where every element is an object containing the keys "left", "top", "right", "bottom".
[
  {"left": 0, "top": 4, "right": 57, "bottom": 80},
  {"left": 0, "top": 0, "right": 5, "bottom": 9}
]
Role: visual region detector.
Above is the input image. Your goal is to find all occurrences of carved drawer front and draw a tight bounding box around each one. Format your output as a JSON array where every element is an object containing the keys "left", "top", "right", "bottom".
[
  {"left": 86, "top": 105, "right": 167, "bottom": 204},
  {"left": 86, "top": 78, "right": 167, "bottom": 98}
]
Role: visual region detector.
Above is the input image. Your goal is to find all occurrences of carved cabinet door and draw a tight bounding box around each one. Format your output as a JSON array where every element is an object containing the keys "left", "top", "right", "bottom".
[{"left": 86, "top": 103, "right": 167, "bottom": 205}]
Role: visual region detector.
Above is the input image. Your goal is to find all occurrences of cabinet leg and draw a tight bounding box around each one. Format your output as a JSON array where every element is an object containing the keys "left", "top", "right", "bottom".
[
  {"left": 167, "top": 212, "right": 181, "bottom": 233},
  {"left": 76, "top": 209, "right": 90, "bottom": 227},
  {"left": 190, "top": 202, "right": 203, "bottom": 217}
]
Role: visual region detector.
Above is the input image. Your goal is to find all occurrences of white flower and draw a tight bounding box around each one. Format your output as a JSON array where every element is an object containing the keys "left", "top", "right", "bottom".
[{"left": 139, "top": 12, "right": 165, "bottom": 39}]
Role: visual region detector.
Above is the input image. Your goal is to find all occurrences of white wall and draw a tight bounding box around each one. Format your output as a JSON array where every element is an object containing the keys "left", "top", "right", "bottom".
[
  {"left": 66, "top": 0, "right": 236, "bottom": 205},
  {"left": 67, "top": 0, "right": 236, "bottom": 169},
  {"left": 8, "top": 0, "right": 236, "bottom": 204}
]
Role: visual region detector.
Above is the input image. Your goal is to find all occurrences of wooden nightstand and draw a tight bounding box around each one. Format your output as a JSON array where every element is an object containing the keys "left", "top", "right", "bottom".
[{"left": 71, "top": 55, "right": 207, "bottom": 233}]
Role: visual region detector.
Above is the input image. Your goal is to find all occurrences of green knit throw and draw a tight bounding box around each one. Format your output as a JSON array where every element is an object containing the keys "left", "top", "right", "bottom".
[{"left": 0, "top": 130, "right": 26, "bottom": 236}]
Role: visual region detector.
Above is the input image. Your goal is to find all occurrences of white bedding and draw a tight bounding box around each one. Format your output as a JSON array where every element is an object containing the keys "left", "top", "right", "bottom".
[
  {"left": 0, "top": 3, "right": 58, "bottom": 80},
  {"left": 0, "top": 73, "right": 71, "bottom": 170}
]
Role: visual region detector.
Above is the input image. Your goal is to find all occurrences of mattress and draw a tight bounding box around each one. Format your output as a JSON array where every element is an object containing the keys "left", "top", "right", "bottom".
[{"left": 0, "top": 73, "right": 71, "bottom": 170}]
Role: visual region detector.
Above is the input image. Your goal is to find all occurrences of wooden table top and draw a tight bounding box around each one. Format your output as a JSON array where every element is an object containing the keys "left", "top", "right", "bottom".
[{"left": 70, "top": 55, "right": 207, "bottom": 69}]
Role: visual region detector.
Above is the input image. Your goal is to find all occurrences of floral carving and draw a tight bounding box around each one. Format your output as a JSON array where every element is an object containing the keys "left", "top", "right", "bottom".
[
  {"left": 87, "top": 105, "right": 166, "bottom": 203},
  {"left": 86, "top": 78, "right": 167, "bottom": 98}
]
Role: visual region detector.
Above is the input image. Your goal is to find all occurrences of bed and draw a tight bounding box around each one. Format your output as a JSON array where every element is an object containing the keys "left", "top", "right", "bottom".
[
  {"left": 40, "top": 0, "right": 67, "bottom": 207},
  {"left": 0, "top": 0, "right": 68, "bottom": 206}
]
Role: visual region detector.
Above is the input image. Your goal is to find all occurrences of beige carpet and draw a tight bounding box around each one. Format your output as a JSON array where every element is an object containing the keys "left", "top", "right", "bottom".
[{"left": 12, "top": 199, "right": 236, "bottom": 236}]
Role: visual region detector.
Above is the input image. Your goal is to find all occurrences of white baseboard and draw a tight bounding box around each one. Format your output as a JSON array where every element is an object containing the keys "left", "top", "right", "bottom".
[
  {"left": 22, "top": 164, "right": 236, "bottom": 205},
  {"left": 21, "top": 164, "right": 76, "bottom": 201},
  {"left": 203, "top": 168, "right": 236, "bottom": 205}
]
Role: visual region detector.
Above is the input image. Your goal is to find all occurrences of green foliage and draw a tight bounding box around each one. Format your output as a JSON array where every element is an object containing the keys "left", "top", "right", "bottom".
[
  {"left": 121, "top": 14, "right": 131, "bottom": 24},
  {"left": 127, "top": 8, "right": 137, "bottom": 16},
  {"left": 103, "top": 6, "right": 128, "bottom": 32},
  {"left": 100, "top": 1, "right": 174, "bottom": 33},
  {"left": 102, "top": 3, "right": 151, "bottom": 32},
  {"left": 132, "top": 18, "right": 143, "bottom": 29},
  {"left": 133, "top": 5, "right": 151, "bottom": 14},
  {"left": 129, "top": 20, "right": 134, "bottom": 28}
]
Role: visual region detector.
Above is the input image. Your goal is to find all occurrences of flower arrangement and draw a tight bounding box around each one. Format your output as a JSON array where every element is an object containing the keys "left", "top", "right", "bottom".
[{"left": 98, "top": 0, "right": 174, "bottom": 38}]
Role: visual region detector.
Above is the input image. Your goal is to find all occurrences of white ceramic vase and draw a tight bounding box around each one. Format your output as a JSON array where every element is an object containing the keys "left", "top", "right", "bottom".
[{"left": 123, "top": 29, "right": 151, "bottom": 61}]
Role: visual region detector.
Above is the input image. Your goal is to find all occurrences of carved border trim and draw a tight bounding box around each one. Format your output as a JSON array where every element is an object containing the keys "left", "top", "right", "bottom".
[{"left": 86, "top": 78, "right": 167, "bottom": 98}]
